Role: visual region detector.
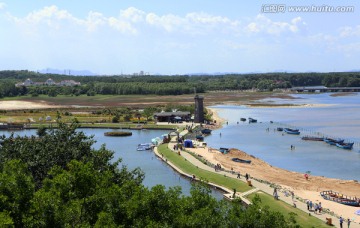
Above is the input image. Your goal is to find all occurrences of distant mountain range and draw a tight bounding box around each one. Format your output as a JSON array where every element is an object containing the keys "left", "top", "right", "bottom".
[
  {"left": 38, "top": 68, "right": 97, "bottom": 76},
  {"left": 37, "top": 68, "right": 360, "bottom": 77}
]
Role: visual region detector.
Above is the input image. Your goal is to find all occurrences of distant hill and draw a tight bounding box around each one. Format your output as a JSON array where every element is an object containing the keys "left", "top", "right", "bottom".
[{"left": 38, "top": 68, "right": 97, "bottom": 76}]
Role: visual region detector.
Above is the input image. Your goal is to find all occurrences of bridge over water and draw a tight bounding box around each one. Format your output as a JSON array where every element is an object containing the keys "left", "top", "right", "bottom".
[{"left": 291, "top": 86, "right": 360, "bottom": 93}]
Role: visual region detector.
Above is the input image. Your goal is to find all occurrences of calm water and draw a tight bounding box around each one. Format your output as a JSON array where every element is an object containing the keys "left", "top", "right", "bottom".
[
  {"left": 207, "top": 93, "right": 360, "bottom": 180},
  {"left": 0, "top": 128, "right": 224, "bottom": 199}
]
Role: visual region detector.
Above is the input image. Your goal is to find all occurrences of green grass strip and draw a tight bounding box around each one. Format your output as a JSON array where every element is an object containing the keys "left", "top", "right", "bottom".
[
  {"left": 247, "top": 192, "right": 329, "bottom": 228},
  {"left": 158, "top": 144, "right": 252, "bottom": 193}
]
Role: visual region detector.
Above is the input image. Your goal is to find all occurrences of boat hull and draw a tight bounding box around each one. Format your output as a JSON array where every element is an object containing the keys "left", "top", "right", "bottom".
[
  {"left": 284, "top": 128, "right": 300, "bottom": 135},
  {"left": 232, "top": 158, "right": 251, "bottom": 164},
  {"left": 320, "top": 190, "right": 360, "bottom": 207}
]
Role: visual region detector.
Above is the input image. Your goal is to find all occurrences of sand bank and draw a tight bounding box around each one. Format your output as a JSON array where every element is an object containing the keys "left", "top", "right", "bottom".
[{"left": 0, "top": 100, "right": 64, "bottom": 110}]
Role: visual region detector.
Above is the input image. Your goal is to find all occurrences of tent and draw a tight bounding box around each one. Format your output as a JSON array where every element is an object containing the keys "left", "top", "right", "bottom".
[{"left": 184, "top": 139, "right": 193, "bottom": 148}]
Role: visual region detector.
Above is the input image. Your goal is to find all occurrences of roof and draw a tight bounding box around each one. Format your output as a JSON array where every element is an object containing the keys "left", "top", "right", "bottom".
[{"left": 154, "top": 111, "right": 190, "bottom": 117}]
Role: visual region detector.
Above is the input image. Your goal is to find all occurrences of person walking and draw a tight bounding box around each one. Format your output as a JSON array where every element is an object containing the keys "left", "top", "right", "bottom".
[
  {"left": 340, "top": 216, "right": 344, "bottom": 228},
  {"left": 347, "top": 218, "right": 351, "bottom": 228},
  {"left": 306, "top": 200, "right": 310, "bottom": 210}
]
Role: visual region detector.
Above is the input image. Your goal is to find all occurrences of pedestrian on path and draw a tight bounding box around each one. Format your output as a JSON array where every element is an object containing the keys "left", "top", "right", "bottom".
[
  {"left": 340, "top": 216, "right": 344, "bottom": 228},
  {"left": 306, "top": 200, "right": 310, "bottom": 210},
  {"left": 245, "top": 173, "right": 249, "bottom": 180},
  {"left": 347, "top": 218, "right": 351, "bottom": 228},
  {"left": 237, "top": 173, "right": 241, "bottom": 179}
]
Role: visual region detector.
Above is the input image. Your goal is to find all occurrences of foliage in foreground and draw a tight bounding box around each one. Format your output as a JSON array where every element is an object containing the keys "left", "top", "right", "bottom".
[{"left": 0, "top": 122, "right": 300, "bottom": 227}]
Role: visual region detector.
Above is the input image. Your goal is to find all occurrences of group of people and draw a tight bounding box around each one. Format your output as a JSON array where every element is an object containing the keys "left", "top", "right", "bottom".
[
  {"left": 214, "top": 163, "right": 222, "bottom": 171},
  {"left": 339, "top": 216, "right": 352, "bottom": 228},
  {"left": 306, "top": 200, "right": 322, "bottom": 214}
]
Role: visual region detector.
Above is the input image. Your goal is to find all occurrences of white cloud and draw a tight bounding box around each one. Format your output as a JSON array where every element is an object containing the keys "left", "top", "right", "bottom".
[
  {"left": 120, "top": 7, "right": 145, "bottom": 23},
  {"left": 245, "top": 15, "right": 305, "bottom": 35},
  {"left": 0, "top": 2, "right": 6, "bottom": 10},
  {"left": 339, "top": 25, "right": 360, "bottom": 37}
]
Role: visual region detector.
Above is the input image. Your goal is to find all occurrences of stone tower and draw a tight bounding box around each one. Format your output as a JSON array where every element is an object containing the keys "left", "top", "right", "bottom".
[{"left": 194, "top": 95, "right": 204, "bottom": 123}]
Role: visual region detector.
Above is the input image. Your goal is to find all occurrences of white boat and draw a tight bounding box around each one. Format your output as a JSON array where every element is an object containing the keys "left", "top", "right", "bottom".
[{"left": 137, "top": 143, "right": 153, "bottom": 151}]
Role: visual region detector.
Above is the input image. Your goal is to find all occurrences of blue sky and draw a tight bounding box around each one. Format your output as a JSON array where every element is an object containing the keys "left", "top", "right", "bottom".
[{"left": 0, "top": 0, "right": 359, "bottom": 75}]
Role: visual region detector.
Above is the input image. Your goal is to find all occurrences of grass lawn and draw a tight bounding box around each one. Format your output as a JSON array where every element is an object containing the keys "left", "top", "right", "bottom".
[
  {"left": 247, "top": 192, "right": 329, "bottom": 228},
  {"left": 158, "top": 144, "right": 252, "bottom": 193}
]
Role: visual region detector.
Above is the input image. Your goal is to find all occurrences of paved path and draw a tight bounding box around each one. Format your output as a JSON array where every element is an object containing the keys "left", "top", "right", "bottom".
[{"left": 154, "top": 140, "right": 359, "bottom": 228}]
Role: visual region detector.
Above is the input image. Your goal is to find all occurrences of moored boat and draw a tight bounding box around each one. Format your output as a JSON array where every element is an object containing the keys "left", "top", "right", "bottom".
[
  {"left": 201, "top": 129, "right": 212, "bottom": 134},
  {"left": 320, "top": 190, "right": 360, "bottom": 207},
  {"left": 324, "top": 138, "right": 344, "bottom": 145},
  {"left": 231, "top": 157, "right": 251, "bottom": 164},
  {"left": 277, "top": 127, "right": 283, "bottom": 131},
  {"left": 336, "top": 142, "right": 354, "bottom": 150},
  {"left": 240, "top": 118, "right": 246, "bottom": 122},
  {"left": 284, "top": 128, "right": 300, "bottom": 135},
  {"left": 195, "top": 135, "right": 204, "bottom": 141},
  {"left": 137, "top": 143, "right": 153, "bottom": 151},
  {"left": 301, "top": 136, "right": 324, "bottom": 141},
  {"left": 219, "top": 147, "right": 229, "bottom": 154},
  {"left": 248, "top": 117, "right": 257, "bottom": 123}
]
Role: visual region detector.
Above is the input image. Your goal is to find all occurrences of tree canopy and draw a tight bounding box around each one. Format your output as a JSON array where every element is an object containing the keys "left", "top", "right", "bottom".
[
  {"left": 0, "top": 122, "right": 301, "bottom": 227},
  {"left": 1, "top": 70, "right": 359, "bottom": 98}
]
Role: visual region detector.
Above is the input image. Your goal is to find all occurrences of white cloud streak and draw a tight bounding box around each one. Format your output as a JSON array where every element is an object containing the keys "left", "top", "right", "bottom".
[
  {"left": 4, "top": 5, "right": 305, "bottom": 37},
  {"left": 0, "top": 2, "right": 6, "bottom": 10}
]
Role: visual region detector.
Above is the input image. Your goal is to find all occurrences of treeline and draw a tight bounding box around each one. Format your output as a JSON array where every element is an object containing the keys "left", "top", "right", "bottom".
[
  {"left": 0, "top": 122, "right": 300, "bottom": 227},
  {"left": 0, "top": 70, "right": 360, "bottom": 97}
]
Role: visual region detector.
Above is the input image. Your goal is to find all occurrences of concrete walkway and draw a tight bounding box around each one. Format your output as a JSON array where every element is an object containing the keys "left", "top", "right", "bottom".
[{"left": 154, "top": 140, "right": 357, "bottom": 228}]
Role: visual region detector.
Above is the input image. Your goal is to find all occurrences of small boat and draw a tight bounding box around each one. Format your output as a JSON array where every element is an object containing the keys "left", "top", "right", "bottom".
[
  {"left": 195, "top": 135, "right": 204, "bottom": 141},
  {"left": 277, "top": 127, "right": 283, "bottom": 131},
  {"left": 232, "top": 157, "right": 251, "bottom": 164},
  {"left": 248, "top": 118, "right": 257, "bottom": 123},
  {"left": 324, "top": 138, "right": 344, "bottom": 145},
  {"left": 240, "top": 118, "right": 246, "bottom": 122},
  {"left": 284, "top": 128, "right": 300, "bottom": 135},
  {"left": 301, "top": 136, "right": 324, "bottom": 141},
  {"left": 219, "top": 147, "right": 229, "bottom": 154},
  {"left": 137, "top": 143, "right": 153, "bottom": 151},
  {"left": 336, "top": 142, "right": 354, "bottom": 150},
  {"left": 320, "top": 190, "right": 360, "bottom": 207},
  {"left": 201, "top": 129, "right": 212, "bottom": 134}
]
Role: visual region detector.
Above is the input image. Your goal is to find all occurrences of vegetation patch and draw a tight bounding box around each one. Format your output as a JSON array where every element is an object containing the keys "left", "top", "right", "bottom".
[
  {"left": 246, "top": 191, "right": 329, "bottom": 228},
  {"left": 158, "top": 144, "right": 252, "bottom": 193},
  {"left": 104, "top": 131, "right": 132, "bottom": 136}
]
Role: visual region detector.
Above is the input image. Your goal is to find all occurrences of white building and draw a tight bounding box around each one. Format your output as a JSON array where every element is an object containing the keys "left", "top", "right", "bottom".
[
  {"left": 45, "top": 78, "right": 56, "bottom": 85},
  {"left": 24, "top": 78, "right": 34, "bottom": 86},
  {"left": 59, "top": 80, "right": 81, "bottom": 86}
]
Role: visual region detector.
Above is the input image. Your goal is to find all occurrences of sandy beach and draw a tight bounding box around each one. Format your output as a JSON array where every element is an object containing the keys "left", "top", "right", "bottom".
[{"left": 200, "top": 107, "right": 360, "bottom": 224}]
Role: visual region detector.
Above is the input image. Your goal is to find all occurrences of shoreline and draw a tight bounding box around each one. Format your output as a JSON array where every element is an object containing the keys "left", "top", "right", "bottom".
[{"left": 205, "top": 106, "right": 360, "bottom": 224}]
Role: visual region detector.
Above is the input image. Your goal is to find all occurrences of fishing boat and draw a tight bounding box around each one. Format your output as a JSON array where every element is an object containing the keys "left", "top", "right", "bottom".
[
  {"left": 336, "top": 142, "right": 354, "bottom": 150},
  {"left": 320, "top": 190, "right": 360, "bottom": 207},
  {"left": 277, "top": 127, "right": 283, "bottom": 131},
  {"left": 201, "top": 129, "right": 212, "bottom": 134},
  {"left": 301, "top": 136, "right": 324, "bottom": 141},
  {"left": 240, "top": 118, "right": 246, "bottom": 121},
  {"left": 248, "top": 118, "right": 257, "bottom": 123},
  {"left": 232, "top": 157, "right": 251, "bottom": 164},
  {"left": 324, "top": 138, "right": 344, "bottom": 145},
  {"left": 284, "top": 128, "right": 300, "bottom": 135}
]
